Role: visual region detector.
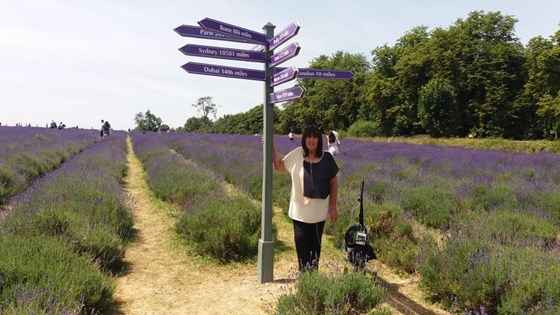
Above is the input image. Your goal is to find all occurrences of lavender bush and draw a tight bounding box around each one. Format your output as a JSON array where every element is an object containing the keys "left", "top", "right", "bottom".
[
  {"left": 0, "top": 131, "right": 132, "bottom": 313},
  {"left": 0, "top": 126, "right": 99, "bottom": 205},
  {"left": 0, "top": 234, "right": 113, "bottom": 314},
  {"left": 130, "top": 131, "right": 276, "bottom": 262},
  {"left": 276, "top": 269, "right": 387, "bottom": 314}
]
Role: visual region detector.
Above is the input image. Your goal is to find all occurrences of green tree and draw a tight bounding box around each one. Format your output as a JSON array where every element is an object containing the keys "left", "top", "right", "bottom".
[
  {"left": 183, "top": 116, "right": 212, "bottom": 132},
  {"left": 134, "top": 109, "right": 163, "bottom": 131},
  {"left": 522, "top": 29, "right": 560, "bottom": 138},
  {"left": 418, "top": 77, "right": 458, "bottom": 137},
  {"left": 365, "top": 27, "right": 431, "bottom": 136},
  {"left": 444, "top": 11, "right": 526, "bottom": 138},
  {"left": 536, "top": 94, "right": 560, "bottom": 138},
  {"left": 280, "top": 51, "right": 370, "bottom": 133},
  {"left": 212, "top": 104, "right": 280, "bottom": 135},
  {"left": 159, "top": 124, "right": 170, "bottom": 132},
  {"left": 193, "top": 96, "right": 219, "bottom": 120},
  {"left": 365, "top": 11, "right": 526, "bottom": 138}
]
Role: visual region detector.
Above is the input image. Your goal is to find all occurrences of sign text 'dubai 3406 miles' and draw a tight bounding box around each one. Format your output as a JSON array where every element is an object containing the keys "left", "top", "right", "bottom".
[{"left": 181, "top": 62, "right": 265, "bottom": 81}]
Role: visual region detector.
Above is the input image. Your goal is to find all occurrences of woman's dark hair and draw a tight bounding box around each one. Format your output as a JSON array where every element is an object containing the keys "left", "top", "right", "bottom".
[
  {"left": 301, "top": 125, "right": 323, "bottom": 158},
  {"left": 328, "top": 131, "right": 336, "bottom": 144}
]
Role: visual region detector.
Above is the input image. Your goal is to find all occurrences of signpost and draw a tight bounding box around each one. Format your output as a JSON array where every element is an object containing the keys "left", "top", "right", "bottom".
[
  {"left": 198, "top": 17, "right": 268, "bottom": 44},
  {"left": 179, "top": 44, "right": 266, "bottom": 63},
  {"left": 269, "top": 42, "right": 300, "bottom": 67},
  {"left": 174, "top": 25, "right": 251, "bottom": 43},
  {"left": 181, "top": 62, "right": 265, "bottom": 81},
  {"left": 176, "top": 18, "right": 353, "bottom": 284},
  {"left": 275, "top": 67, "right": 354, "bottom": 80},
  {"left": 271, "top": 66, "right": 298, "bottom": 87},
  {"left": 268, "top": 22, "right": 300, "bottom": 50},
  {"left": 269, "top": 86, "right": 305, "bottom": 103}
]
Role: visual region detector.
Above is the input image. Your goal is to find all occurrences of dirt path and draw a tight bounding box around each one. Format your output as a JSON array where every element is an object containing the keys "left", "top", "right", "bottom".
[{"left": 111, "top": 139, "right": 449, "bottom": 314}]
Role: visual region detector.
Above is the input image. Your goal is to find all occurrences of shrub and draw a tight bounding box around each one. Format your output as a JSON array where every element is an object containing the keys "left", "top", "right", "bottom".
[
  {"left": 467, "top": 182, "right": 517, "bottom": 212},
  {"left": 418, "top": 216, "right": 560, "bottom": 314},
  {"left": 341, "top": 202, "right": 420, "bottom": 273},
  {"left": 141, "top": 147, "right": 219, "bottom": 206},
  {"left": 132, "top": 132, "right": 279, "bottom": 262},
  {"left": 1, "top": 133, "right": 133, "bottom": 273},
  {"left": 347, "top": 120, "right": 383, "bottom": 138},
  {"left": 400, "top": 185, "right": 456, "bottom": 229},
  {"left": 175, "top": 194, "right": 266, "bottom": 262},
  {"left": 275, "top": 270, "right": 386, "bottom": 314},
  {"left": 0, "top": 234, "right": 114, "bottom": 314},
  {"left": 0, "top": 127, "right": 99, "bottom": 206}
]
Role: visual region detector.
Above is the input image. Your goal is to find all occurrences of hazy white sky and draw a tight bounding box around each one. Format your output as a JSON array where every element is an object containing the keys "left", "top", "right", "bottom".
[{"left": 1, "top": 0, "right": 559, "bottom": 130}]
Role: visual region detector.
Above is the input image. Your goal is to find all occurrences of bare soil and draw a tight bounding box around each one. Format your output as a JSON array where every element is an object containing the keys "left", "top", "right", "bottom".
[{"left": 110, "top": 139, "right": 450, "bottom": 315}]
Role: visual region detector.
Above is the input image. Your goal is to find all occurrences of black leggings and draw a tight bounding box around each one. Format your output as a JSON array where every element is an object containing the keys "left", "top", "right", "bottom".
[{"left": 292, "top": 220, "right": 325, "bottom": 271}]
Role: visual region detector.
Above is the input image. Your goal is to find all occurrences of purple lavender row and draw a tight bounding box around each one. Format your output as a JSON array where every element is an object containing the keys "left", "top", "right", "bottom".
[
  {"left": 0, "top": 126, "right": 100, "bottom": 205},
  {"left": 0, "top": 131, "right": 132, "bottom": 313}
]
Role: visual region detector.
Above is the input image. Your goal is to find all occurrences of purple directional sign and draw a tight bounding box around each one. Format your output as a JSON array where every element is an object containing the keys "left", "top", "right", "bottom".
[
  {"left": 269, "top": 22, "right": 300, "bottom": 50},
  {"left": 174, "top": 25, "right": 250, "bottom": 43},
  {"left": 198, "top": 17, "right": 268, "bottom": 44},
  {"left": 269, "top": 42, "right": 300, "bottom": 67},
  {"left": 182, "top": 62, "right": 265, "bottom": 81},
  {"left": 269, "top": 86, "right": 306, "bottom": 103},
  {"left": 271, "top": 66, "right": 298, "bottom": 87},
  {"left": 179, "top": 44, "right": 266, "bottom": 63},
  {"left": 275, "top": 67, "right": 355, "bottom": 80}
]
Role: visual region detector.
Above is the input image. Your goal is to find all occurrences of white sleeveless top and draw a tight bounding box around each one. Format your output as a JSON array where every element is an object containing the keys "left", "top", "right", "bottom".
[{"left": 282, "top": 147, "right": 337, "bottom": 223}]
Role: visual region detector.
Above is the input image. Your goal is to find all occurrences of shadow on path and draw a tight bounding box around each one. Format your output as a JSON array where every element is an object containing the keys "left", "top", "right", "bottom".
[{"left": 374, "top": 274, "right": 441, "bottom": 315}]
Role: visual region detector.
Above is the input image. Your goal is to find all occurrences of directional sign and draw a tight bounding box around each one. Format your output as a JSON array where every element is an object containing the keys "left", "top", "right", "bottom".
[
  {"left": 271, "top": 66, "right": 298, "bottom": 87},
  {"left": 179, "top": 44, "right": 266, "bottom": 63},
  {"left": 182, "top": 62, "right": 265, "bottom": 81},
  {"left": 269, "top": 42, "right": 300, "bottom": 67},
  {"left": 275, "top": 67, "right": 354, "bottom": 80},
  {"left": 269, "top": 86, "right": 305, "bottom": 103},
  {"left": 198, "top": 17, "right": 268, "bottom": 44},
  {"left": 174, "top": 25, "right": 251, "bottom": 43},
  {"left": 269, "top": 22, "right": 300, "bottom": 50},
  {"left": 250, "top": 44, "right": 265, "bottom": 52}
]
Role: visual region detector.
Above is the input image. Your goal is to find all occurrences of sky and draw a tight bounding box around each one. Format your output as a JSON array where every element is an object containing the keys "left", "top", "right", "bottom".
[{"left": 1, "top": 0, "right": 559, "bottom": 131}]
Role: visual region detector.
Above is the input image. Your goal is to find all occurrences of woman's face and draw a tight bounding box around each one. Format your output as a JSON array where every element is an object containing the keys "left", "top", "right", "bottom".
[{"left": 305, "top": 134, "right": 319, "bottom": 153}]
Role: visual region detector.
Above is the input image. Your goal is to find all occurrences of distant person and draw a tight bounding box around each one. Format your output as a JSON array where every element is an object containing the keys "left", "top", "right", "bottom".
[
  {"left": 272, "top": 124, "right": 339, "bottom": 272},
  {"left": 58, "top": 122, "right": 65, "bottom": 130},
  {"left": 49, "top": 120, "right": 57, "bottom": 129},
  {"left": 288, "top": 129, "right": 294, "bottom": 141},
  {"left": 327, "top": 130, "right": 341, "bottom": 155},
  {"left": 102, "top": 120, "right": 111, "bottom": 137}
]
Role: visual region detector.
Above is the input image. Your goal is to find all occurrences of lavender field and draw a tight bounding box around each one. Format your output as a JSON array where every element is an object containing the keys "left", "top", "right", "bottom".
[
  {"left": 1, "top": 127, "right": 559, "bottom": 314},
  {"left": 130, "top": 131, "right": 560, "bottom": 314},
  {"left": 130, "top": 131, "right": 272, "bottom": 262},
  {"left": 0, "top": 128, "right": 132, "bottom": 313},
  {"left": 0, "top": 126, "right": 100, "bottom": 205}
]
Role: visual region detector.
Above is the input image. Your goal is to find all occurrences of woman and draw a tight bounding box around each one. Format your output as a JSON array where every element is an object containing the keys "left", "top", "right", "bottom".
[
  {"left": 327, "top": 130, "right": 340, "bottom": 155},
  {"left": 273, "top": 125, "right": 339, "bottom": 271}
]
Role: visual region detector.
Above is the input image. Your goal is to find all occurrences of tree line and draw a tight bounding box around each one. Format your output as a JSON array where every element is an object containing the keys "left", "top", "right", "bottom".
[{"left": 137, "top": 11, "right": 560, "bottom": 140}]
